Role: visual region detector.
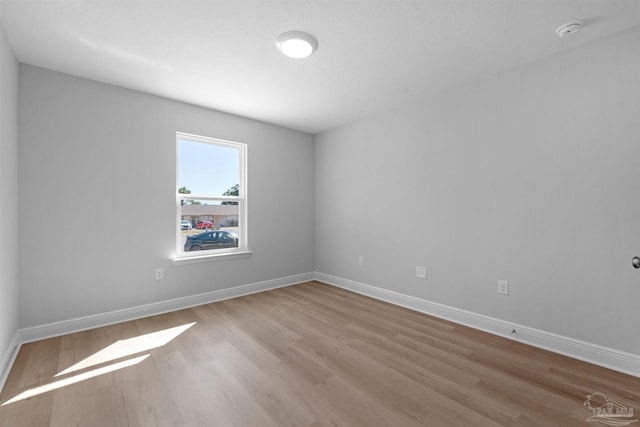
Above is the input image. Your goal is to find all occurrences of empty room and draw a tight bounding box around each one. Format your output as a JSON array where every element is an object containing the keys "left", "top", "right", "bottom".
[{"left": 1, "top": 1, "right": 639, "bottom": 426}]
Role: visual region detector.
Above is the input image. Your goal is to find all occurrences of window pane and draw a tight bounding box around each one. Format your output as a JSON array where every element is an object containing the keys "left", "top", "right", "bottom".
[
  {"left": 180, "top": 200, "right": 239, "bottom": 253},
  {"left": 176, "top": 132, "right": 246, "bottom": 258},
  {"left": 178, "top": 138, "right": 239, "bottom": 196}
]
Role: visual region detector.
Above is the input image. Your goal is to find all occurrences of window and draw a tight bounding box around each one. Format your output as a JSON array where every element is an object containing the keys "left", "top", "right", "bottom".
[{"left": 176, "top": 132, "right": 247, "bottom": 259}]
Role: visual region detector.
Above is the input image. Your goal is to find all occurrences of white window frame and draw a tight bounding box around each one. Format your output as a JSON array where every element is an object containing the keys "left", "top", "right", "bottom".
[{"left": 174, "top": 132, "right": 249, "bottom": 263}]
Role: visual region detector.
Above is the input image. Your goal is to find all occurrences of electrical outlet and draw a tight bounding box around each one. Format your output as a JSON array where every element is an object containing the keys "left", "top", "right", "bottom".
[
  {"left": 358, "top": 256, "right": 364, "bottom": 266},
  {"left": 416, "top": 266, "right": 427, "bottom": 279},
  {"left": 497, "top": 280, "right": 509, "bottom": 295},
  {"left": 155, "top": 268, "right": 164, "bottom": 280}
]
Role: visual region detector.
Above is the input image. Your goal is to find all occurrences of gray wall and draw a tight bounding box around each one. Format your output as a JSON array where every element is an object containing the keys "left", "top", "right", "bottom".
[
  {"left": 315, "top": 26, "right": 640, "bottom": 355},
  {"left": 18, "top": 65, "right": 315, "bottom": 328},
  {"left": 0, "top": 24, "right": 19, "bottom": 361}
]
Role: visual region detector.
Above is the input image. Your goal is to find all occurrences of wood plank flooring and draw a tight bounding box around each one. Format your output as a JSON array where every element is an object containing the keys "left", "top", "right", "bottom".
[{"left": 1, "top": 281, "right": 638, "bottom": 426}]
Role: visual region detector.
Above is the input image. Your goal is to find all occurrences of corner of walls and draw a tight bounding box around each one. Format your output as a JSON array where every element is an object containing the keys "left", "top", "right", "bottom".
[
  {"left": 0, "top": 333, "right": 20, "bottom": 393},
  {"left": 0, "top": 22, "right": 20, "bottom": 393}
]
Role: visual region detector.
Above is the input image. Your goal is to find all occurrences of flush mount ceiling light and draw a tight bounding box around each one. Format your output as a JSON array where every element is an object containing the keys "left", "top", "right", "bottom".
[
  {"left": 556, "top": 21, "right": 582, "bottom": 38},
  {"left": 276, "top": 31, "right": 318, "bottom": 59}
]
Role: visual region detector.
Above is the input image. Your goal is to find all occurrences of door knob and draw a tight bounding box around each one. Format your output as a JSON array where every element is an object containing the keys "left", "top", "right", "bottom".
[{"left": 633, "top": 257, "right": 640, "bottom": 269}]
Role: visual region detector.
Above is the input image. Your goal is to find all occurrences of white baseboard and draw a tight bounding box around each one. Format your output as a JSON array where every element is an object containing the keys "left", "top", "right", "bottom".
[
  {"left": 5, "top": 270, "right": 638, "bottom": 394},
  {"left": 19, "top": 272, "right": 315, "bottom": 345},
  {"left": 1, "top": 272, "right": 312, "bottom": 394},
  {"left": 0, "top": 331, "right": 20, "bottom": 393},
  {"left": 314, "top": 272, "right": 640, "bottom": 378}
]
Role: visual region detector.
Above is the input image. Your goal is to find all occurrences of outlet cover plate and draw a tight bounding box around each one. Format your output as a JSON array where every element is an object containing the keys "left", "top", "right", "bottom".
[
  {"left": 416, "top": 266, "right": 427, "bottom": 279},
  {"left": 498, "top": 280, "right": 509, "bottom": 295}
]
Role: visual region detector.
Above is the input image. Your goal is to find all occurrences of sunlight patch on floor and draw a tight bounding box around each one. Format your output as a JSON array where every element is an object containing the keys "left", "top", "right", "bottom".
[
  {"left": 2, "top": 355, "right": 150, "bottom": 405},
  {"left": 2, "top": 322, "right": 196, "bottom": 406},
  {"left": 56, "top": 322, "right": 196, "bottom": 377}
]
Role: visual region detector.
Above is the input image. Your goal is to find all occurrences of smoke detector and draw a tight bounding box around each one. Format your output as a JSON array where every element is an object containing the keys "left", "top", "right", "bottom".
[{"left": 556, "top": 21, "right": 582, "bottom": 38}]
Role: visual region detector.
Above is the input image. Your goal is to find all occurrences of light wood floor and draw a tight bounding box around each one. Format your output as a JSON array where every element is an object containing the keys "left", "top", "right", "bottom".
[{"left": 1, "top": 281, "right": 638, "bottom": 426}]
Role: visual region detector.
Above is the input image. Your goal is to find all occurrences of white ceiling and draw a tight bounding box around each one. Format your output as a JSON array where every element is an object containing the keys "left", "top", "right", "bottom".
[{"left": 1, "top": 1, "right": 640, "bottom": 134}]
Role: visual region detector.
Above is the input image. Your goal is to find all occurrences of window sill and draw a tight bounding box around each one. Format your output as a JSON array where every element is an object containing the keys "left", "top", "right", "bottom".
[{"left": 172, "top": 250, "right": 252, "bottom": 266}]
